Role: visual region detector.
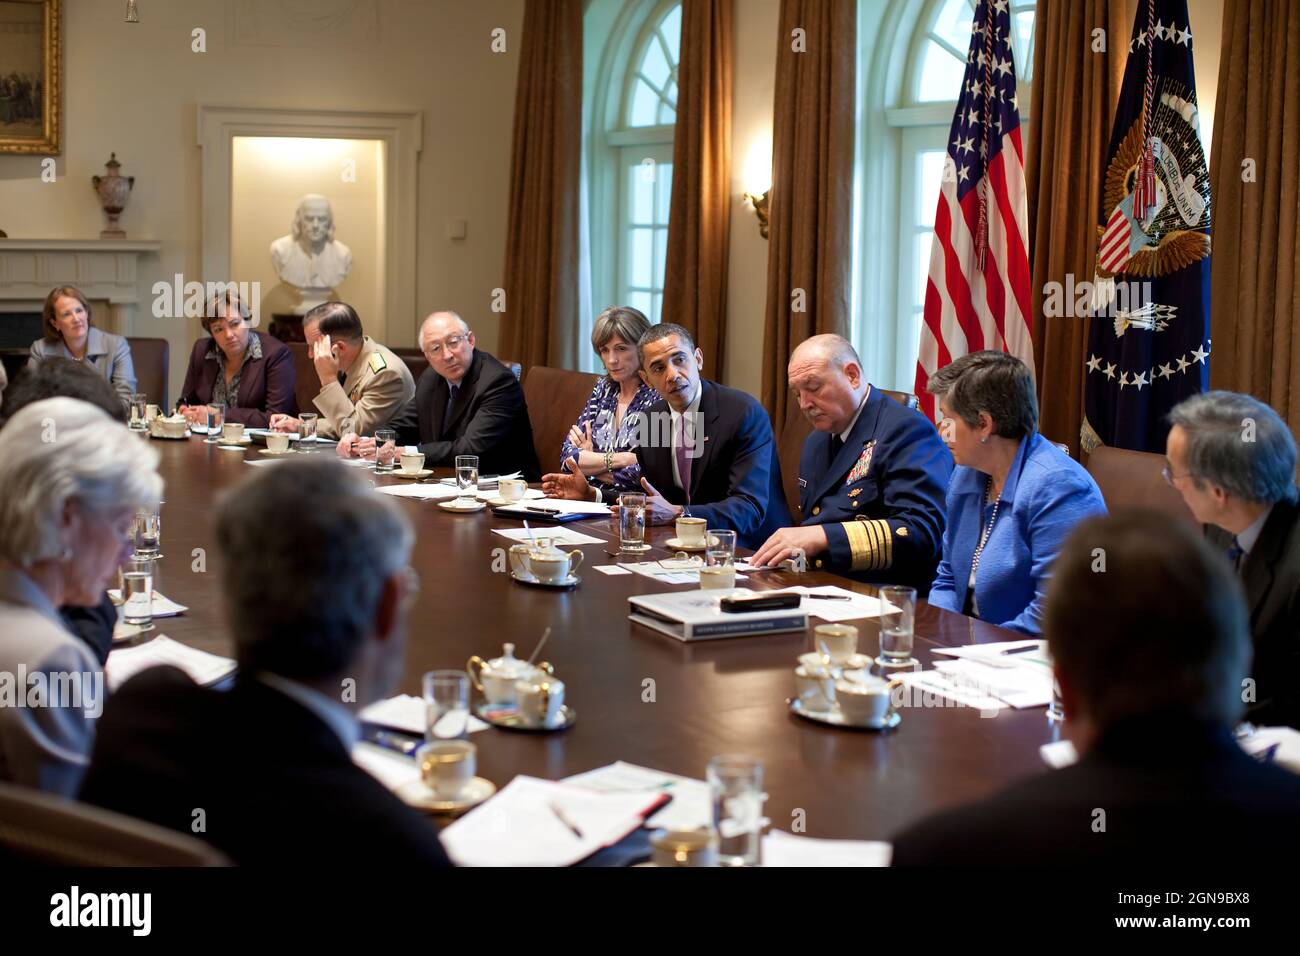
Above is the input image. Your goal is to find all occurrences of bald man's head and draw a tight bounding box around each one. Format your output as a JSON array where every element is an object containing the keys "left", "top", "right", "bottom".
[
  {"left": 419, "top": 310, "right": 475, "bottom": 384},
  {"left": 787, "top": 334, "right": 869, "bottom": 434}
]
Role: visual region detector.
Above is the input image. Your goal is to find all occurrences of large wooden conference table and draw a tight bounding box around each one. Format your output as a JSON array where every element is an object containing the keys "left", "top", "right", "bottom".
[{"left": 140, "top": 435, "right": 1072, "bottom": 842}]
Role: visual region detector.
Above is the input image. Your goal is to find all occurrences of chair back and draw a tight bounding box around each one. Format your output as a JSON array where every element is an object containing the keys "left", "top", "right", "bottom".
[
  {"left": 126, "top": 337, "right": 169, "bottom": 409},
  {"left": 287, "top": 342, "right": 318, "bottom": 415},
  {"left": 521, "top": 366, "right": 602, "bottom": 474},
  {"left": 0, "top": 781, "right": 230, "bottom": 866},
  {"left": 1084, "top": 445, "right": 1197, "bottom": 525}
]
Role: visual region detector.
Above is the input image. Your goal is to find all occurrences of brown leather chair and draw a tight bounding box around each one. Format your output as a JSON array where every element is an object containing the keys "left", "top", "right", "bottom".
[
  {"left": 1084, "top": 445, "right": 1197, "bottom": 525},
  {"left": 126, "top": 337, "right": 169, "bottom": 410},
  {"left": 288, "top": 342, "right": 319, "bottom": 415},
  {"left": 521, "top": 365, "right": 601, "bottom": 474},
  {"left": 391, "top": 347, "right": 521, "bottom": 384},
  {"left": 0, "top": 781, "right": 230, "bottom": 866},
  {"left": 880, "top": 389, "right": 920, "bottom": 411}
]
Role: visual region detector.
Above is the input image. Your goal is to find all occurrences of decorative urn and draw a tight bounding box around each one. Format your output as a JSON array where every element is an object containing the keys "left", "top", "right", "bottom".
[{"left": 92, "top": 153, "right": 135, "bottom": 238}]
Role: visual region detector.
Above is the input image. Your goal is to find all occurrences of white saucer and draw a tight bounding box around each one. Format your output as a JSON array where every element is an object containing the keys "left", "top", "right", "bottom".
[
  {"left": 789, "top": 697, "right": 901, "bottom": 731},
  {"left": 509, "top": 568, "right": 581, "bottom": 589},
  {"left": 216, "top": 436, "right": 253, "bottom": 446},
  {"left": 798, "top": 651, "right": 874, "bottom": 673},
  {"left": 437, "top": 498, "right": 486, "bottom": 513},
  {"left": 258, "top": 448, "right": 297, "bottom": 456},
  {"left": 391, "top": 469, "right": 435, "bottom": 479},
  {"left": 659, "top": 555, "right": 703, "bottom": 571},
  {"left": 664, "top": 537, "right": 708, "bottom": 552},
  {"left": 396, "top": 776, "right": 497, "bottom": 814}
]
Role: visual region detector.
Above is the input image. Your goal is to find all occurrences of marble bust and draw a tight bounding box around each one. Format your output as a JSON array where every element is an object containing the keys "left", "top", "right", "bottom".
[{"left": 270, "top": 194, "right": 352, "bottom": 313}]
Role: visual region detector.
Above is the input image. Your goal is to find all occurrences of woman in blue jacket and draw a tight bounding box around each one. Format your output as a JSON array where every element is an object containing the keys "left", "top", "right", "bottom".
[{"left": 926, "top": 351, "right": 1105, "bottom": 634}]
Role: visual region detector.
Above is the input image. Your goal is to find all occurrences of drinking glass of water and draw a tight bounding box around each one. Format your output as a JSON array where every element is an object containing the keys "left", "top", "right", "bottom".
[
  {"left": 618, "top": 492, "right": 648, "bottom": 552},
  {"left": 298, "top": 412, "right": 318, "bottom": 445},
  {"left": 455, "top": 455, "right": 479, "bottom": 501},
  {"left": 132, "top": 509, "right": 162, "bottom": 560},
  {"left": 121, "top": 558, "right": 153, "bottom": 627},
  {"left": 128, "top": 393, "right": 148, "bottom": 431},
  {"left": 423, "top": 670, "right": 471, "bottom": 741},
  {"left": 878, "top": 585, "right": 917, "bottom": 665},
  {"left": 701, "top": 529, "right": 737, "bottom": 590},
  {"left": 707, "top": 754, "right": 765, "bottom": 866},
  {"left": 204, "top": 403, "right": 226, "bottom": 444},
  {"left": 374, "top": 429, "right": 398, "bottom": 473}
]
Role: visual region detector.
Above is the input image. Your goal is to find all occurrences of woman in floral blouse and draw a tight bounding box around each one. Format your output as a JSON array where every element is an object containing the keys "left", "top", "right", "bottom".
[{"left": 559, "top": 306, "right": 658, "bottom": 498}]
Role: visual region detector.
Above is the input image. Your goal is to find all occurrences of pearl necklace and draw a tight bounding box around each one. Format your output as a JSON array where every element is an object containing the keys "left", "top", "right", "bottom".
[{"left": 971, "top": 476, "right": 1002, "bottom": 579}]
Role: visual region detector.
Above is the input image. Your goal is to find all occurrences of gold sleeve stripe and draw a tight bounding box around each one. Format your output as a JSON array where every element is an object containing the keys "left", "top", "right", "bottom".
[
  {"left": 864, "top": 519, "right": 884, "bottom": 571},
  {"left": 843, "top": 520, "right": 874, "bottom": 572},
  {"left": 843, "top": 519, "right": 899, "bottom": 572}
]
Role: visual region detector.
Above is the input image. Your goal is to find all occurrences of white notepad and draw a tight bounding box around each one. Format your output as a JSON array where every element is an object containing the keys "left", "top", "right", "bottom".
[{"left": 104, "top": 635, "right": 236, "bottom": 692}]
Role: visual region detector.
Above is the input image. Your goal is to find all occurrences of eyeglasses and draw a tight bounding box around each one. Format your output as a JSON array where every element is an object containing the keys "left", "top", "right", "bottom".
[
  {"left": 1161, "top": 465, "right": 1196, "bottom": 486},
  {"left": 423, "top": 334, "right": 466, "bottom": 358}
]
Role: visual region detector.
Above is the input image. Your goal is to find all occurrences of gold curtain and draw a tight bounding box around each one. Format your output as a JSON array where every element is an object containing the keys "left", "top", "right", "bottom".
[
  {"left": 500, "top": 0, "right": 583, "bottom": 371},
  {"left": 1208, "top": 0, "right": 1300, "bottom": 434},
  {"left": 662, "top": 0, "right": 733, "bottom": 381},
  {"left": 760, "top": 0, "right": 856, "bottom": 424},
  {"left": 1025, "top": 0, "right": 1127, "bottom": 455}
]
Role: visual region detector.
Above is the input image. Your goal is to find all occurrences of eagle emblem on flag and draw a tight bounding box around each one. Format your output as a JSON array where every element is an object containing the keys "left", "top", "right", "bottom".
[{"left": 846, "top": 441, "right": 875, "bottom": 484}]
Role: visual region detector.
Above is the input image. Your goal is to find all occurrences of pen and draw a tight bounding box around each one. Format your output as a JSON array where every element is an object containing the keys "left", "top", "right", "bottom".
[
  {"left": 806, "top": 594, "right": 852, "bottom": 601},
  {"left": 549, "top": 802, "right": 583, "bottom": 838}
]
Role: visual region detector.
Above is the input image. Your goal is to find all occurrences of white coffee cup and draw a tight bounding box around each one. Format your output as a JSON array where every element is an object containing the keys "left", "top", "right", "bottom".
[
  {"left": 794, "top": 664, "right": 836, "bottom": 711},
  {"left": 400, "top": 451, "right": 426, "bottom": 474},
  {"left": 515, "top": 676, "right": 565, "bottom": 727},
  {"left": 266, "top": 432, "right": 290, "bottom": 453},
  {"left": 145, "top": 404, "right": 161, "bottom": 423},
  {"left": 814, "top": 623, "right": 858, "bottom": 664},
  {"left": 498, "top": 477, "right": 527, "bottom": 502},
  {"left": 417, "top": 740, "right": 476, "bottom": 800},
  {"left": 222, "top": 422, "right": 245, "bottom": 442},
  {"left": 527, "top": 548, "right": 583, "bottom": 584},
  {"left": 834, "top": 675, "right": 894, "bottom": 724},
  {"left": 676, "top": 516, "right": 707, "bottom": 546}
]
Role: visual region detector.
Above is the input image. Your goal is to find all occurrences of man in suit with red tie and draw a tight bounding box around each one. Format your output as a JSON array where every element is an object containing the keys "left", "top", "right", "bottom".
[
  {"left": 542, "top": 323, "right": 791, "bottom": 549},
  {"left": 750, "top": 335, "right": 952, "bottom": 591},
  {"left": 1165, "top": 391, "right": 1300, "bottom": 729}
]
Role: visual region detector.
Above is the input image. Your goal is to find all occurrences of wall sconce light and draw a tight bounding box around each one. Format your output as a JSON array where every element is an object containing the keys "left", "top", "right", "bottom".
[
  {"left": 126, "top": 0, "right": 139, "bottom": 23},
  {"left": 743, "top": 190, "right": 770, "bottom": 240},
  {"left": 742, "top": 130, "right": 773, "bottom": 241}
]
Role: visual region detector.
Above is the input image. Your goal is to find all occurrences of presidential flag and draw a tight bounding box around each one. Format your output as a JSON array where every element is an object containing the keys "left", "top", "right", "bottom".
[
  {"left": 1082, "top": 0, "right": 1211, "bottom": 453},
  {"left": 915, "top": 0, "right": 1034, "bottom": 423}
]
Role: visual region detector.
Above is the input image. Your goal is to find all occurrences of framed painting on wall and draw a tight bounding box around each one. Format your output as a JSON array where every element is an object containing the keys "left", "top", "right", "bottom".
[{"left": 0, "top": 0, "right": 60, "bottom": 154}]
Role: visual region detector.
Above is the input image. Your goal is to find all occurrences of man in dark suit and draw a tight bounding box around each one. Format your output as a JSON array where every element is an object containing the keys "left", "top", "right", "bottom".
[
  {"left": 340, "top": 310, "right": 540, "bottom": 480},
  {"left": 1167, "top": 391, "right": 1300, "bottom": 728},
  {"left": 892, "top": 511, "right": 1300, "bottom": 866},
  {"left": 542, "top": 323, "right": 791, "bottom": 549},
  {"left": 79, "top": 458, "right": 451, "bottom": 868},
  {"left": 751, "top": 335, "right": 951, "bottom": 589}
]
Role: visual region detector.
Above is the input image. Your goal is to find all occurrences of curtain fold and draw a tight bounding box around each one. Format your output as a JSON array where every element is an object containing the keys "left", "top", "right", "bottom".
[
  {"left": 663, "top": 0, "right": 733, "bottom": 381},
  {"left": 760, "top": 0, "right": 856, "bottom": 425},
  {"left": 500, "top": 0, "right": 583, "bottom": 371},
  {"left": 1208, "top": 0, "right": 1300, "bottom": 435},
  {"left": 1025, "top": 0, "right": 1126, "bottom": 456}
]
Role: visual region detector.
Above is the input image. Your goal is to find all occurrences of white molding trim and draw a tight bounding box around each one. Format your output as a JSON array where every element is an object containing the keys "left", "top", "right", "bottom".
[{"left": 196, "top": 105, "right": 422, "bottom": 343}]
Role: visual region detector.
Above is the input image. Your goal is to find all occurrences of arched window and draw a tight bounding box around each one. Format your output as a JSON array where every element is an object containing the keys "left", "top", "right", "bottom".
[
  {"left": 853, "top": 0, "right": 1036, "bottom": 391},
  {"left": 586, "top": 0, "right": 681, "bottom": 370}
]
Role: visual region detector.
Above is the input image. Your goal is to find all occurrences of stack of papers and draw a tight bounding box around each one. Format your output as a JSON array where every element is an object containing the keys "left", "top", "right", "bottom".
[
  {"left": 492, "top": 498, "right": 611, "bottom": 517},
  {"left": 892, "top": 669, "right": 1008, "bottom": 713},
  {"left": 761, "top": 830, "right": 892, "bottom": 867},
  {"left": 562, "top": 761, "right": 713, "bottom": 831},
  {"left": 617, "top": 560, "right": 749, "bottom": 586},
  {"left": 440, "top": 775, "right": 668, "bottom": 866},
  {"left": 106, "top": 590, "right": 188, "bottom": 617},
  {"left": 104, "top": 635, "right": 236, "bottom": 691},
  {"left": 759, "top": 585, "right": 887, "bottom": 622},
  {"left": 492, "top": 527, "right": 607, "bottom": 547},
  {"left": 359, "top": 694, "right": 489, "bottom": 736},
  {"left": 376, "top": 483, "right": 462, "bottom": 500}
]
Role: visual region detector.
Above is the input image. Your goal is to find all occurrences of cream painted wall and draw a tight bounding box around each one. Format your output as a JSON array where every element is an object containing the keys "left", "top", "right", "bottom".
[{"left": 0, "top": 0, "right": 523, "bottom": 397}]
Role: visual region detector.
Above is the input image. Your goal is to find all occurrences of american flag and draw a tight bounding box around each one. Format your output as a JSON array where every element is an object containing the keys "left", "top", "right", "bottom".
[{"left": 915, "top": 0, "right": 1034, "bottom": 422}]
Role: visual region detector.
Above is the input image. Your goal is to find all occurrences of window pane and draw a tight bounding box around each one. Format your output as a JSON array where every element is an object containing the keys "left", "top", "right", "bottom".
[
  {"left": 932, "top": 0, "right": 974, "bottom": 52},
  {"left": 918, "top": 150, "right": 946, "bottom": 228},
  {"left": 660, "top": 6, "right": 681, "bottom": 62},
  {"left": 652, "top": 292, "right": 663, "bottom": 325},
  {"left": 630, "top": 228, "right": 654, "bottom": 287},
  {"left": 656, "top": 161, "right": 674, "bottom": 224},
  {"left": 629, "top": 163, "right": 654, "bottom": 224},
  {"left": 630, "top": 79, "right": 659, "bottom": 127},
  {"left": 1013, "top": 11, "right": 1035, "bottom": 80},
  {"left": 917, "top": 43, "right": 967, "bottom": 103},
  {"left": 658, "top": 101, "right": 676, "bottom": 126},
  {"left": 630, "top": 290, "right": 653, "bottom": 319},
  {"left": 916, "top": 232, "right": 935, "bottom": 313},
  {"left": 640, "top": 35, "right": 671, "bottom": 90}
]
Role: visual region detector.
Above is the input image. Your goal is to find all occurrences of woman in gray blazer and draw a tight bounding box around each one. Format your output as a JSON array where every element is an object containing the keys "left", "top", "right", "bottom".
[
  {"left": 28, "top": 285, "right": 137, "bottom": 404},
  {"left": 0, "top": 398, "right": 162, "bottom": 796}
]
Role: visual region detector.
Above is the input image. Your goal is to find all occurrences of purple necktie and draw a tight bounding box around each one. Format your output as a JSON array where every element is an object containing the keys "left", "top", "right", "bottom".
[{"left": 675, "top": 414, "right": 694, "bottom": 498}]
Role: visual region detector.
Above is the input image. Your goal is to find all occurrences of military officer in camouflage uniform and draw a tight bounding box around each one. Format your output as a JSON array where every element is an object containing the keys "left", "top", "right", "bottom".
[
  {"left": 752, "top": 334, "right": 952, "bottom": 591},
  {"left": 270, "top": 302, "right": 415, "bottom": 441}
]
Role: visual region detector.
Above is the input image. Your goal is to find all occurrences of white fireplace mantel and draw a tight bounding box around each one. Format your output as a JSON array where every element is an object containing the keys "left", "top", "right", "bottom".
[{"left": 0, "top": 239, "right": 162, "bottom": 309}]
